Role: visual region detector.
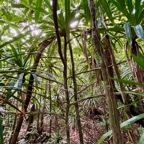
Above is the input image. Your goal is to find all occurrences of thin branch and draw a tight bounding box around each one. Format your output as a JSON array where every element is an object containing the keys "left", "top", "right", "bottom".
[
  {"left": 0, "top": 111, "right": 64, "bottom": 118},
  {"left": 53, "top": 0, "right": 65, "bottom": 65},
  {"left": 68, "top": 67, "right": 101, "bottom": 79},
  {"left": 37, "top": 74, "right": 63, "bottom": 85}
]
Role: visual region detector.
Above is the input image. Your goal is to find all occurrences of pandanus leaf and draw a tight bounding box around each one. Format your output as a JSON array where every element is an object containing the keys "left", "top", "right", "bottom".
[
  {"left": 124, "top": 22, "right": 132, "bottom": 44},
  {"left": 100, "top": 0, "right": 114, "bottom": 23},
  {"left": 35, "top": 0, "right": 43, "bottom": 22},
  {"left": 97, "top": 113, "right": 144, "bottom": 144},
  {"left": 82, "top": 0, "right": 90, "bottom": 22},
  {"left": 138, "top": 132, "right": 144, "bottom": 144},
  {"left": 134, "top": 24, "right": 144, "bottom": 39}
]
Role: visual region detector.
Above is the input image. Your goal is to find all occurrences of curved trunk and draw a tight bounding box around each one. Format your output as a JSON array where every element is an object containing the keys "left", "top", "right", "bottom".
[{"left": 9, "top": 38, "right": 54, "bottom": 144}]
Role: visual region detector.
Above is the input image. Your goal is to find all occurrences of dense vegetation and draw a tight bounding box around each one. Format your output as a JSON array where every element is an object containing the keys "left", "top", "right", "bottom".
[{"left": 0, "top": 0, "right": 144, "bottom": 143}]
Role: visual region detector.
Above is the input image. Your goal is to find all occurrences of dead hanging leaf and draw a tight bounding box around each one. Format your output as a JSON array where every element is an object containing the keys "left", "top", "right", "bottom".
[
  {"left": 81, "top": 31, "right": 90, "bottom": 68},
  {"left": 0, "top": 97, "right": 25, "bottom": 118}
]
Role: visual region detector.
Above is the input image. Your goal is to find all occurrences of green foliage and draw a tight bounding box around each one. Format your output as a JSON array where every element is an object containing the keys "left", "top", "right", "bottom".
[
  {"left": 35, "top": 0, "right": 43, "bottom": 22},
  {"left": 132, "top": 53, "right": 144, "bottom": 69},
  {"left": 112, "top": 78, "right": 144, "bottom": 87},
  {"left": 82, "top": 0, "right": 91, "bottom": 22},
  {"left": 100, "top": 0, "right": 114, "bottom": 23},
  {"left": 0, "top": 0, "right": 144, "bottom": 143},
  {"left": 138, "top": 132, "right": 144, "bottom": 144},
  {"left": 134, "top": 24, "right": 144, "bottom": 39},
  {"left": 124, "top": 22, "right": 132, "bottom": 44},
  {"left": 0, "top": 33, "right": 29, "bottom": 49},
  {"left": 97, "top": 113, "right": 144, "bottom": 144}
]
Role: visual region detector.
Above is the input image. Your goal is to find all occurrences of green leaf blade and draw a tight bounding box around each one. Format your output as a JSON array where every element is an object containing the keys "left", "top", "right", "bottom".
[
  {"left": 35, "top": 0, "right": 43, "bottom": 22},
  {"left": 96, "top": 114, "right": 144, "bottom": 144},
  {"left": 132, "top": 53, "right": 144, "bottom": 69},
  {"left": 124, "top": 22, "right": 132, "bottom": 45},
  {"left": 82, "top": 0, "right": 90, "bottom": 22},
  {"left": 101, "top": 0, "right": 114, "bottom": 23},
  {"left": 134, "top": 24, "right": 144, "bottom": 39}
]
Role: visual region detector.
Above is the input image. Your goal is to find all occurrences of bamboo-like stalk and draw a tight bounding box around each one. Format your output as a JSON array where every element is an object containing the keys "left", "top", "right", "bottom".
[
  {"left": 88, "top": 0, "right": 123, "bottom": 144},
  {"left": 69, "top": 42, "right": 84, "bottom": 143},
  {"left": 63, "top": 35, "right": 70, "bottom": 144},
  {"left": 52, "top": 1, "right": 70, "bottom": 143},
  {"left": 26, "top": 104, "right": 35, "bottom": 139},
  {"left": 48, "top": 79, "right": 52, "bottom": 135},
  {"left": 106, "top": 35, "right": 130, "bottom": 105}
]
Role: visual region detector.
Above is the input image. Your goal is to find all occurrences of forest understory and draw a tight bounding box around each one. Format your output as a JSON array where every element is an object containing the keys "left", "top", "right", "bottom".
[{"left": 0, "top": 0, "right": 144, "bottom": 144}]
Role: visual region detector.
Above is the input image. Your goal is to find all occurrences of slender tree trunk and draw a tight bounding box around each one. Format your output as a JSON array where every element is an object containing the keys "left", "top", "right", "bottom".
[
  {"left": 63, "top": 36, "right": 70, "bottom": 144},
  {"left": 48, "top": 79, "right": 52, "bottom": 135},
  {"left": 106, "top": 35, "right": 130, "bottom": 104},
  {"left": 26, "top": 104, "right": 35, "bottom": 139},
  {"left": 69, "top": 43, "right": 84, "bottom": 144},
  {"left": 88, "top": 1, "right": 123, "bottom": 144},
  {"left": 27, "top": 104, "right": 35, "bottom": 132},
  {"left": 53, "top": 1, "right": 70, "bottom": 143}
]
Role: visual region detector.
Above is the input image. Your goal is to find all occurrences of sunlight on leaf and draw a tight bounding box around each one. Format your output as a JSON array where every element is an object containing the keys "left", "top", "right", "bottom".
[
  {"left": 134, "top": 24, "right": 144, "bottom": 39},
  {"left": 124, "top": 22, "right": 132, "bottom": 45}
]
